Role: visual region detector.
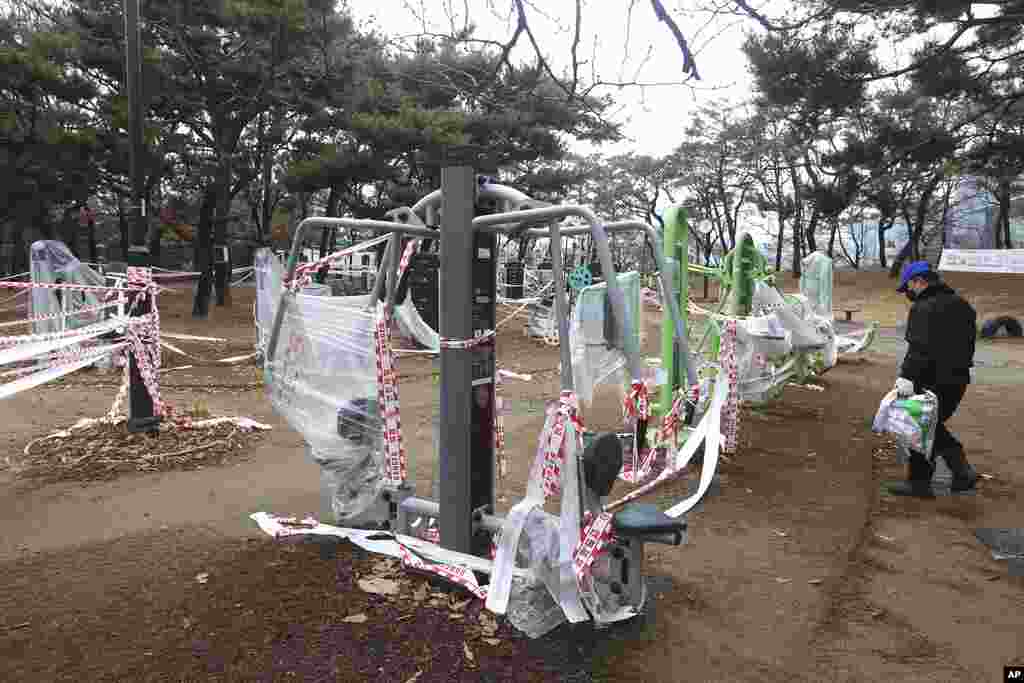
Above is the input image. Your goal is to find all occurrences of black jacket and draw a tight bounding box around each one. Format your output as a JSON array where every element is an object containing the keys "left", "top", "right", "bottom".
[{"left": 901, "top": 281, "right": 976, "bottom": 388}]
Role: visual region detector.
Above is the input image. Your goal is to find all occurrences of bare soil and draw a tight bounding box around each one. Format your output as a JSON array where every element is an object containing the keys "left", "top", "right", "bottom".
[{"left": 0, "top": 273, "right": 1021, "bottom": 682}]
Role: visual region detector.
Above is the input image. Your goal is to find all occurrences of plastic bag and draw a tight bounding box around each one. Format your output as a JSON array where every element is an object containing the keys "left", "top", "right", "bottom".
[{"left": 872, "top": 389, "right": 939, "bottom": 457}]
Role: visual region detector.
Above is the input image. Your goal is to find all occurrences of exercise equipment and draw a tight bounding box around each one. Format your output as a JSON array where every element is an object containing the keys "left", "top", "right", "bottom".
[{"left": 264, "top": 169, "right": 696, "bottom": 635}]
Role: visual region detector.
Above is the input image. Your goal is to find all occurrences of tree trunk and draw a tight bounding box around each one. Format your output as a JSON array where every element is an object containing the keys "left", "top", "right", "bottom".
[
  {"left": 192, "top": 188, "right": 217, "bottom": 319},
  {"left": 147, "top": 216, "right": 161, "bottom": 269},
  {"left": 939, "top": 179, "right": 955, "bottom": 249},
  {"left": 118, "top": 200, "right": 130, "bottom": 260},
  {"left": 827, "top": 218, "right": 838, "bottom": 259},
  {"left": 889, "top": 238, "right": 912, "bottom": 278},
  {"left": 60, "top": 207, "right": 78, "bottom": 257},
  {"left": 259, "top": 112, "right": 274, "bottom": 246},
  {"left": 316, "top": 187, "right": 340, "bottom": 284},
  {"left": 910, "top": 175, "right": 940, "bottom": 261},
  {"left": 212, "top": 155, "right": 235, "bottom": 308},
  {"left": 775, "top": 215, "right": 785, "bottom": 272},
  {"left": 11, "top": 221, "right": 27, "bottom": 276},
  {"left": 792, "top": 216, "right": 802, "bottom": 276},
  {"left": 877, "top": 219, "right": 890, "bottom": 269},
  {"left": 997, "top": 179, "right": 1012, "bottom": 249},
  {"left": 214, "top": 216, "right": 230, "bottom": 307},
  {"left": 87, "top": 219, "right": 98, "bottom": 263}
]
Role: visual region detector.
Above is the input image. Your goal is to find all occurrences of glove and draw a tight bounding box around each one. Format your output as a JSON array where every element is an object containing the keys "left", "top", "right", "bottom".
[{"left": 895, "top": 378, "right": 914, "bottom": 397}]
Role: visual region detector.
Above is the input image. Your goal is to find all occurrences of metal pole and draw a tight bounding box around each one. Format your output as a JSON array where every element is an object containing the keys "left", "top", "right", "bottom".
[
  {"left": 124, "top": 0, "right": 158, "bottom": 433},
  {"left": 548, "top": 222, "right": 573, "bottom": 390},
  {"left": 438, "top": 166, "right": 475, "bottom": 555}
]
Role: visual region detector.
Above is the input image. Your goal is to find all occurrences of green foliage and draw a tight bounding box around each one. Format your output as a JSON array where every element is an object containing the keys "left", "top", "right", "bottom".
[{"left": 351, "top": 97, "right": 466, "bottom": 146}]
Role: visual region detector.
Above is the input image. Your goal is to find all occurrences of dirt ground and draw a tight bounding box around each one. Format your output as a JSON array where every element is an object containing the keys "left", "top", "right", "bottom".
[{"left": 1, "top": 271, "right": 1022, "bottom": 682}]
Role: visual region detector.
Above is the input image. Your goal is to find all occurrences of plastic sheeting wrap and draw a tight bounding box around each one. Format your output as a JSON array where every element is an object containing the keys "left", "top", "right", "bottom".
[
  {"left": 872, "top": 389, "right": 939, "bottom": 458},
  {"left": 30, "top": 240, "right": 108, "bottom": 334},
  {"left": 254, "top": 249, "right": 284, "bottom": 356},
  {"left": 525, "top": 301, "right": 556, "bottom": 339},
  {"left": 570, "top": 271, "right": 641, "bottom": 406},
  {"left": 265, "top": 292, "right": 385, "bottom": 523},
  {"left": 752, "top": 282, "right": 829, "bottom": 350},
  {"left": 734, "top": 315, "right": 792, "bottom": 402},
  {"left": 504, "top": 507, "right": 568, "bottom": 638},
  {"left": 254, "top": 245, "right": 440, "bottom": 354},
  {"left": 333, "top": 293, "right": 440, "bottom": 352},
  {"left": 800, "top": 251, "right": 834, "bottom": 319}
]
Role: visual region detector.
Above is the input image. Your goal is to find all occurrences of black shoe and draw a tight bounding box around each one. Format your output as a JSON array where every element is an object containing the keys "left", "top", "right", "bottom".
[
  {"left": 886, "top": 453, "right": 935, "bottom": 498},
  {"left": 939, "top": 447, "right": 978, "bottom": 492},
  {"left": 886, "top": 479, "right": 936, "bottom": 497}
]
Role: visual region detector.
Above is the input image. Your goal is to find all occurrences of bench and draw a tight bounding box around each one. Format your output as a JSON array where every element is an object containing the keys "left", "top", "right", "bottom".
[{"left": 836, "top": 306, "right": 861, "bottom": 322}]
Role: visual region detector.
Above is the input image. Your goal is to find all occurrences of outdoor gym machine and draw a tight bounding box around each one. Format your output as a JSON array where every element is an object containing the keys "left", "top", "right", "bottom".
[{"left": 265, "top": 166, "right": 696, "bottom": 614}]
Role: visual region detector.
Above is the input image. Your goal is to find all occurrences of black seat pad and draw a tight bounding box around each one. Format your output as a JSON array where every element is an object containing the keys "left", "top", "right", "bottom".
[
  {"left": 582, "top": 432, "right": 623, "bottom": 499},
  {"left": 612, "top": 503, "right": 685, "bottom": 536}
]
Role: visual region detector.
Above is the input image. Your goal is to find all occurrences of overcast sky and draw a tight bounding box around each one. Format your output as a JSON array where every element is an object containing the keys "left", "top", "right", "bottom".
[{"left": 347, "top": 0, "right": 762, "bottom": 158}]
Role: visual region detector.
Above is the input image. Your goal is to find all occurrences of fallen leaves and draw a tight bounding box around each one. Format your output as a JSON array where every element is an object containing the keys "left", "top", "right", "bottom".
[
  {"left": 357, "top": 578, "right": 400, "bottom": 596},
  {"left": 195, "top": 573, "right": 209, "bottom": 585},
  {"left": 12, "top": 417, "right": 267, "bottom": 483},
  {"left": 342, "top": 613, "right": 369, "bottom": 623}
]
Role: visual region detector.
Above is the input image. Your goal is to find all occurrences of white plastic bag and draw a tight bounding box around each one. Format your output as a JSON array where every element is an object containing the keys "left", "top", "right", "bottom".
[{"left": 872, "top": 389, "right": 939, "bottom": 457}]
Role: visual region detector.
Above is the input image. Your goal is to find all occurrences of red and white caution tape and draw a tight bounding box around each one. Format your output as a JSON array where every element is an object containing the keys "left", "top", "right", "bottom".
[
  {"left": 0, "top": 279, "right": 144, "bottom": 294},
  {"left": 655, "top": 388, "right": 687, "bottom": 446},
  {"left": 397, "top": 238, "right": 420, "bottom": 278},
  {"left": 0, "top": 298, "right": 127, "bottom": 329},
  {"left": 396, "top": 542, "right": 487, "bottom": 600},
  {"left": 542, "top": 391, "right": 584, "bottom": 498},
  {"left": 618, "top": 445, "right": 659, "bottom": 485},
  {"left": 291, "top": 234, "right": 394, "bottom": 290},
  {"left": 573, "top": 511, "right": 615, "bottom": 593},
  {"left": 438, "top": 330, "right": 496, "bottom": 350},
  {"left": 0, "top": 343, "right": 126, "bottom": 400},
  {"left": 375, "top": 302, "right": 406, "bottom": 485},
  {"left": 0, "top": 318, "right": 126, "bottom": 366},
  {"left": 720, "top": 319, "right": 741, "bottom": 454},
  {"left": 491, "top": 369, "right": 532, "bottom": 481},
  {"left": 622, "top": 380, "right": 651, "bottom": 422}
]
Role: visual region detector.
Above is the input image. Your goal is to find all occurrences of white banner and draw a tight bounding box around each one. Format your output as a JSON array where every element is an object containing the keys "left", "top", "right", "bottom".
[{"left": 939, "top": 249, "right": 1024, "bottom": 274}]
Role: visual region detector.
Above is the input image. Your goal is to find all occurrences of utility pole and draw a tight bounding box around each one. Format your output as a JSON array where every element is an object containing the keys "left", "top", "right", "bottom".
[{"left": 124, "top": 0, "right": 159, "bottom": 433}]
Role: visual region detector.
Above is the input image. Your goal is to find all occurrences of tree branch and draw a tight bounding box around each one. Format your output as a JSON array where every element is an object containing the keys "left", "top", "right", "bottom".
[{"left": 649, "top": 0, "right": 700, "bottom": 80}]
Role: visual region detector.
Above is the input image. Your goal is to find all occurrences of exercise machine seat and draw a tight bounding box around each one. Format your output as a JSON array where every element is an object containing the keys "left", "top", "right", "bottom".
[{"left": 612, "top": 503, "right": 686, "bottom": 537}]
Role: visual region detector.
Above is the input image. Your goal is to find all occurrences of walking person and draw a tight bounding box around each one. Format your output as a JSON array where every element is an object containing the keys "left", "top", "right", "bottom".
[{"left": 888, "top": 261, "right": 979, "bottom": 497}]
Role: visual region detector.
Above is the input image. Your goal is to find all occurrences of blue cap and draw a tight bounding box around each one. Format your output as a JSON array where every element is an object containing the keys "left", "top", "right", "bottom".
[{"left": 897, "top": 260, "right": 931, "bottom": 292}]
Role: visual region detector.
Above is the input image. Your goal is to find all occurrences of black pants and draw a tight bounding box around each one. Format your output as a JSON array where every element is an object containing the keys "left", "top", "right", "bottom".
[{"left": 918, "top": 382, "right": 968, "bottom": 455}]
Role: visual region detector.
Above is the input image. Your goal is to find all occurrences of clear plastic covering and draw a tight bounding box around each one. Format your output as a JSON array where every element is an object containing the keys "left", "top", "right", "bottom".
[
  {"left": 265, "top": 291, "right": 386, "bottom": 523},
  {"left": 800, "top": 251, "right": 834, "bottom": 319},
  {"left": 254, "top": 248, "right": 284, "bottom": 358},
  {"left": 506, "top": 572, "right": 568, "bottom": 639},
  {"left": 29, "top": 240, "right": 108, "bottom": 334},
  {"left": 751, "top": 282, "right": 825, "bottom": 349},
  {"left": 504, "top": 507, "right": 568, "bottom": 638},
  {"left": 570, "top": 271, "right": 641, "bottom": 406},
  {"left": 526, "top": 301, "right": 557, "bottom": 339}
]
